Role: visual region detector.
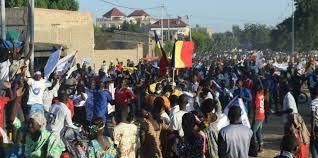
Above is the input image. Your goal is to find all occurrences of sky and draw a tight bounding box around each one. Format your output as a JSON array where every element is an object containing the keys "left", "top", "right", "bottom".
[{"left": 79, "top": 0, "right": 293, "bottom": 32}]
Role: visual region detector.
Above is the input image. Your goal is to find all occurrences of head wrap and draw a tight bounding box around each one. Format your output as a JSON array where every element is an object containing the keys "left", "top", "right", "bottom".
[{"left": 30, "top": 112, "right": 47, "bottom": 130}]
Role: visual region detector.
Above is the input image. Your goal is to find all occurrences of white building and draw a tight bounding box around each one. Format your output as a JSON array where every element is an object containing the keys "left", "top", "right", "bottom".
[
  {"left": 96, "top": 8, "right": 126, "bottom": 29},
  {"left": 150, "top": 17, "right": 190, "bottom": 41},
  {"left": 127, "top": 10, "right": 156, "bottom": 26}
]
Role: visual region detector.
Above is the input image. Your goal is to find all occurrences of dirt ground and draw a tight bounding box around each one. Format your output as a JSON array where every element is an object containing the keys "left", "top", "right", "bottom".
[{"left": 256, "top": 100, "right": 312, "bottom": 158}]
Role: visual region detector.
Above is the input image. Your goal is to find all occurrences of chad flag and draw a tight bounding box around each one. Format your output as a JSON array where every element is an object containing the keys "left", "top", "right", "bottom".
[
  {"left": 173, "top": 41, "right": 194, "bottom": 68},
  {"left": 154, "top": 31, "right": 169, "bottom": 76}
]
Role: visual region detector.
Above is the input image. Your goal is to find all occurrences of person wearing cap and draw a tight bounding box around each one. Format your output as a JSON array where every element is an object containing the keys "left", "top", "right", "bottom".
[{"left": 24, "top": 70, "right": 52, "bottom": 115}]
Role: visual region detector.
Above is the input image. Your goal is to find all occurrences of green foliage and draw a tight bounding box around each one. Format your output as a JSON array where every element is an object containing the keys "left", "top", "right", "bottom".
[
  {"left": 6, "top": 0, "right": 79, "bottom": 11},
  {"left": 121, "top": 21, "right": 142, "bottom": 33},
  {"left": 191, "top": 31, "right": 211, "bottom": 54},
  {"left": 6, "top": 0, "right": 27, "bottom": 8},
  {"left": 271, "top": 0, "right": 318, "bottom": 52},
  {"left": 35, "top": 0, "right": 48, "bottom": 8},
  {"left": 163, "top": 40, "right": 174, "bottom": 56},
  {"left": 210, "top": 32, "right": 239, "bottom": 52},
  {"left": 94, "top": 25, "right": 102, "bottom": 34},
  {"left": 233, "top": 24, "right": 272, "bottom": 50}
]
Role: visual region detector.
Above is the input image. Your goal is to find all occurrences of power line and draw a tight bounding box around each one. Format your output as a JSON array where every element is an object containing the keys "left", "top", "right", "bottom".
[{"left": 99, "top": 0, "right": 162, "bottom": 10}]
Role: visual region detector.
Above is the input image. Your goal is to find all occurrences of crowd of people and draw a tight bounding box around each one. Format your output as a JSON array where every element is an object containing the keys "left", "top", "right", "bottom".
[{"left": 0, "top": 42, "right": 317, "bottom": 158}]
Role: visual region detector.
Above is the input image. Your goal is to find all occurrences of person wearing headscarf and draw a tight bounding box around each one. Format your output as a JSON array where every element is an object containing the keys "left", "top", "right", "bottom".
[
  {"left": 176, "top": 112, "right": 205, "bottom": 158},
  {"left": 200, "top": 99, "right": 219, "bottom": 158},
  {"left": 87, "top": 117, "right": 117, "bottom": 158},
  {"left": 140, "top": 98, "right": 168, "bottom": 158},
  {"left": 284, "top": 113, "right": 310, "bottom": 158},
  {"left": 24, "top": 112, "right": 64, "bottom": 158}
]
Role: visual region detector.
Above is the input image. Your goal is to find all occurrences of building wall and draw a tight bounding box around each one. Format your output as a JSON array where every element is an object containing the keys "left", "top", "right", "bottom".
[
  {"left": 4, "top": 8, "right": 95, "bottom": 65},
  {"left": 95, "top": 31, "right": 150, "bottom": 56},
  {"left": 96, "top": 18, "right": 124, "bottom": 29},
  {"left": 34, "top": 8, "right": 94, "bottom": 62},
  {"left": 94, "top": 45, "right": 143, "bottom": 69},
  {"left": 150, "top": 27, "right": 190, "bottom": 41}
]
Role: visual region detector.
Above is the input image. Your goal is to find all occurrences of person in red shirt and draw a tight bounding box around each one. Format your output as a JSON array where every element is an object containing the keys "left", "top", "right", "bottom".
[
  {"left": 252, "top": 79, "right": 265, "bottom": 152},
  {"left": 115, "top": 79, "right": 136, "bottom": 123},
  {"left": 0, "top": 81, "right": 12, "bottom": 129}
]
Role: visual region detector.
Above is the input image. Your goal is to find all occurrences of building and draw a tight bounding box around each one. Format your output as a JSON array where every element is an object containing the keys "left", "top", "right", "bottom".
[
  {"left": 127, "top": 10, "right": 156, "bottom": 26},
  {"left": 150, "top": 17, "right": 190, "bottom": 41},
  {"left": 192, "top": 25, "right": 213, "bottom": 37},
  {"left": 96, "top": 8, "right": 126, "bottom": 30},
  {"left": 5, "top": 8, "right": 94, "bottom": 70}
]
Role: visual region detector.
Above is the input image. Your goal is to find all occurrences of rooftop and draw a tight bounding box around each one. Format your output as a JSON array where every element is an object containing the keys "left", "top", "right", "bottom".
[
  {"left": 150, "top": 18, "right": 188, "bottom": 28},
  {"left": 128, "top": 10, "right": 150, "bottom": 17},
  {"left": 103, "top": 8, "right": 126, "bottom": 18}
]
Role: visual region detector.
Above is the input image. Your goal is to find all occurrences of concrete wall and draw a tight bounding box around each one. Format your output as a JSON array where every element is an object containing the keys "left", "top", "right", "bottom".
[
  {"left": 34, "top": 8, "right": 94, "bottom": 62},
  {"left": 4, "top": 8, "right": 94, "bottom": 64},
  {"left": 94, "top": 31, "right": 150, "bottom": 56},
  {"left": 94, "top": 44, "right": 143, "bottom": 69}
]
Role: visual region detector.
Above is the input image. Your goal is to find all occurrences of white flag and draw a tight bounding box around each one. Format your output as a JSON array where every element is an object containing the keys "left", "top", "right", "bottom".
[
  {"left": 55, "top": 52, "right": 77, "bottom": 76},
  {"left": 44, "top": 50, "right": 61, "bottom": 79},
  {"left": 224, "top": 96, "right": 251, "bottom": 128}
]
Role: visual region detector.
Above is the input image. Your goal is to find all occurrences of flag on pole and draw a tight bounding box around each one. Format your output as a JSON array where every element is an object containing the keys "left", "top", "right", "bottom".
[
  {"left": 223, "top": 96, "right": 251, "bottom": 128},
  {"left": 173, "top": 41, "right": 194, "bottom": 68},
  {"left": 154, "top": 30, "right": 169, "bottom": 76},
  {"left": 44, "top": 49, "right": 61, "bottom": 79},
  {"left": 55, "top": 51, "right": 77, "bottom": 76}
]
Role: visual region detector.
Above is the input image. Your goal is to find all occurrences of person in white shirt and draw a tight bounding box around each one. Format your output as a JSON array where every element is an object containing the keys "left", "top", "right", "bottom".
[
  {"left": 43, "top": 74, "right": 60, "bottom": 112},
  {"left": 169, "top": 94, "right": 188, "bottom": 137},
  {"left": 47, "top": 89, "right": 79, "bottom": 141},
  {"left": 169, "top": 95, "right": 180, "bottom": 118},
  {"left": 25, "top": 71, "right": 52, "bottom": 115},
  {"left": 282, "top": 85, "right": 298, "bottom": 122}
]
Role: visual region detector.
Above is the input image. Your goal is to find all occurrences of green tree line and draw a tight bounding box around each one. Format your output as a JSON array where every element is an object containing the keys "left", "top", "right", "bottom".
[{"left": 6, "top": 0, "right": 79, "bottom": 11}]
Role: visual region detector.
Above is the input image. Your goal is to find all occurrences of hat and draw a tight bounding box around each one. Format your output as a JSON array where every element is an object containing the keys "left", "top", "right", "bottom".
[
  {"left": 35, "top": 71, "right": 41, "bottom": 75},
  {"left": 65, "top": 78, "right": 77, "bottom": 86}
]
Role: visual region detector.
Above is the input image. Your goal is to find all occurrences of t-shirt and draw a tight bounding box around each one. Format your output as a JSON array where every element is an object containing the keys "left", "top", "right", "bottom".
[
  {"left": 72, "top": 93, "right": 88, "bottom": 107},
  {"left": 311, "top": 98, "right": 318, "bottom": 138},
  {"left": 255, "top": 90, "right": 265, "bottom": 120},
  {"left": 47, "top": 102, "right": 78, "bottom": 140},
  {"left": 113, "top": 122, "right": 138, "bottom": 158},
  {"left": 27, "top": 78, "right": 52, "bottom": 105},
  {"left": 0, "top": 97, "right": 9, "bottom": 129},
  {"left": 0, "top": 59, "right": 10, "bottom": 83},
  {"left": 115, "top": 87, "right": 136, "bottom": 106},
  {"left": 169, "top": 110, "right": 187, "bottom": 137}
]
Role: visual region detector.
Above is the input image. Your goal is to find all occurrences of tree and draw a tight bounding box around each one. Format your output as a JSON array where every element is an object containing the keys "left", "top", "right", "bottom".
[
  {"left": 35, "top": 0, "right": 49, "bottom": 8},
  {"left": 239, "top": 24, "right": 272, "bottom": 50},
  {"left": 191, "top": 31, "right": 211, "bottom": 54},
  {"left": 209, "top": 32, "right": 239, "bottom": 52},
  {"left": 6, "top": 0, "right": 79, "bottom": 11},
  {"left": 120, "top": 21, "right": 142, "bottom": 33},
  {"left": 163, "top": 40, "right": 174, "bottom": 56},
  {"left": 271, "top": 0, "right": 318, "bottom": 52}
]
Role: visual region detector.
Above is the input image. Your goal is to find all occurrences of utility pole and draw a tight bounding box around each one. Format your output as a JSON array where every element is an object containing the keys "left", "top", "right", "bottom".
[
  {"left": 161, "top": 0, "right": 164, "bottom": 44},
  {"left": 29, "top": 0, "right": 35, "bottom": 74},
  {"left": 1, "top": 0, "right": 5, "bottom": 40},
  {"left": 168, "top": 16, "right": 170, "bottom": 41},
  {"left": 291, "top": 0, "right": 295, "bottom": 54},
  {"left": 187, "top": 15, "right": 192, "bottom": 41}
]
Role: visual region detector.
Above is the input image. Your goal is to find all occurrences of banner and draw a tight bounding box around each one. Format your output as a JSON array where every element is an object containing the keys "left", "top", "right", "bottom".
[
  {"left": 81, "top": 57, "right": 92, "bottom": 65},
  {"left": 223, "top": 96, "right": 251, "bottom": 128},
  {"left": 55, "top": 52, "right": 77, "bottom": 76},
  {"left": 44, "top": 50, "right": 61, "bottom": 79}
]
